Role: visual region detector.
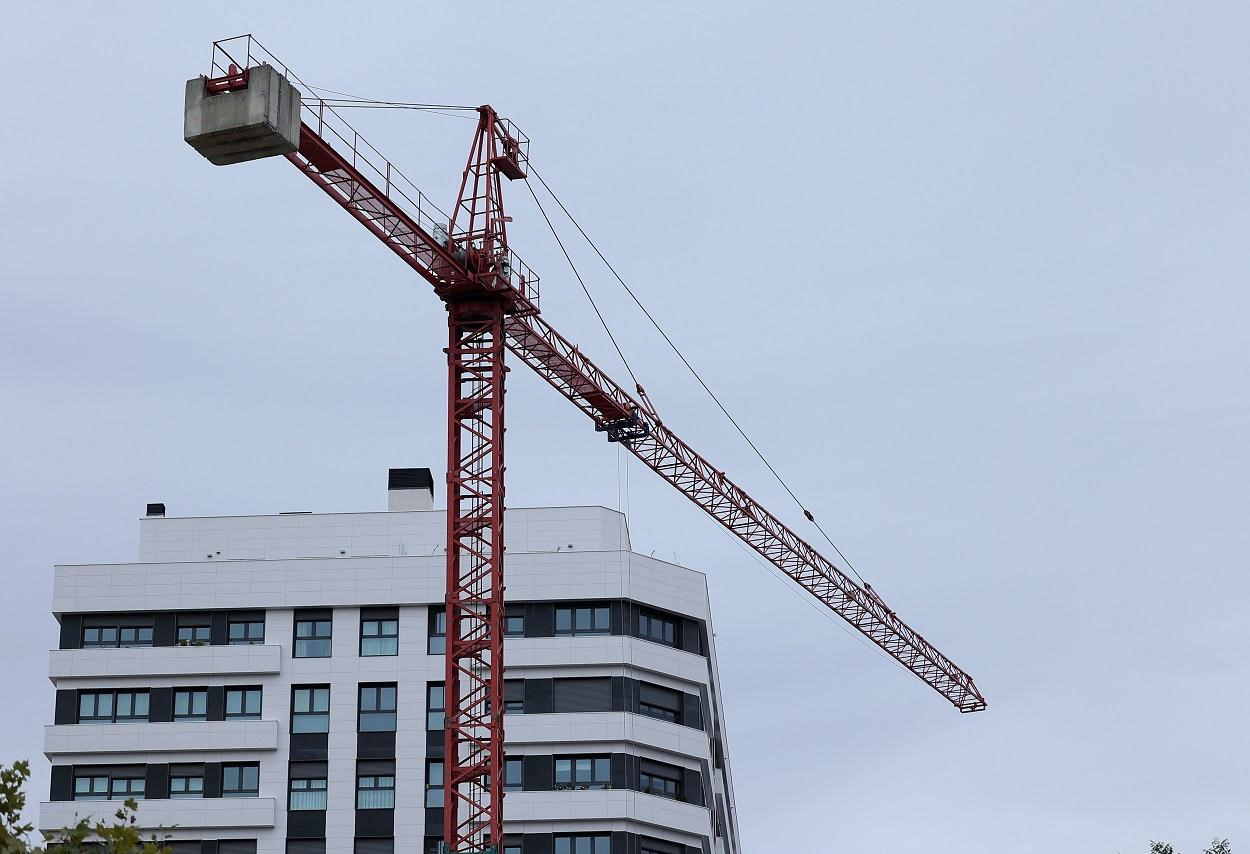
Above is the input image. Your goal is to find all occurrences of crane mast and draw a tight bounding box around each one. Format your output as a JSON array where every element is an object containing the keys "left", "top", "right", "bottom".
[{"left": 185, "top": 35, "right": 987, "bottom": 854}]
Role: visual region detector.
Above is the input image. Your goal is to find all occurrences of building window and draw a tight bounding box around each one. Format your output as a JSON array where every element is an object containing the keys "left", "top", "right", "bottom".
[
  {"left": 504, "top": 680, "right": 524, "bottom": 714},
  {"left": 426, "top": 684, "right": 445, "bottom": 731},
  {"left": 361, "top": 617, "right": 399, "bottom": 657},
  {"left": 638, "top": 610, "right": 677, "bottom": 646},
  {"left": 554, "top": 756, "right": 611, "bottom": 790},
  {"left": 174, "top": 689, "right": 208, "bottom": 721},
  {"left": 82, "top": 624, "right": 154, "bottom": 648},
  {"left": 292, "top": 686, "right": 331, "bottom": 733},
  {"left": 78, "top": 690, "right": 149, "bottom": 724},
  {"left": 554, "top": 835, "right": 611, "bottom": 854},
  {"left": 223, "top": 763, "right": 260, "bottom": 797},
  {"left": 427, "top": 608, "right": 446, "bottom": 655},
  {"left": 424, "top": 760, "right": 443, "bottom": 807},
  {"left": 294, "top": 615, "right": 332, "bottom": 658},
  {"left": 177, "top": 624, "right": 211, "bottom": 646},
  {"left": 502, "top": 841, "right": 522, "bottom": 854},
  {"left": 638, "top": 760, "right": 682, "bottom": 800},
  {"left": 74, "top": 772, "right": 144, "bottom": 801},
  {"left": 229, "top": 618, "right": 265, "bottom": 645},
  {"left": 72, "top": 775, "right": 109, "bottom": 801},
  {"left": 289, "top": 774, "right": 328, "bottom": 810},
  {"left": 503, "top": 758, "right": 523, "bottom": 792},
  {"left": 226, "top": 687, "right": 262, "bottom": 719},
  {"left": 552, "top": 678, "right": 612, "bottom": 713},
  {"left": 110, "top": 776, "right": 145, "bottom": 800},
  {"left": 170, "top": 772, "right": 204, "bottom": 799},
  {"left": 554, "top": 605, "right": 609, "bottom": 636},
  {"left": 358, "top": 684, "right": 397, "bottom": 732},
  {"left": 504, "top": 606, "right": 525, "bottom": 637},
  {"left": 356, "top": 773, "right": 395, "bottom": 809},
  {"left": 637, "top": 682, "right": 681, "bottom": 723}
]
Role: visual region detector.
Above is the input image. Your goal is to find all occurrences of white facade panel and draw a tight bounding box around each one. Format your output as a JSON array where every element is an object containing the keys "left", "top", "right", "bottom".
[
  {"left": 49, "top": 644, "right": 282, "bottom": 680},
  {"left": 38, "top": 797, "right": 277, "bottom": 832},
  {"left": 44, "top": 720, "right": 279, "bottom": 756}
]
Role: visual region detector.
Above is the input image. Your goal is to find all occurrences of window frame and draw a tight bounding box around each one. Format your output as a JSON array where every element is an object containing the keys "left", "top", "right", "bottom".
[
  {"left": 293, "top": 615, "right": 333, "bottom": 658},
  {"left": 222, "top": 762, "right": 260, "bottom": 798},
  {"left": 637, "top": 682, "right": 682, "bottom": 724},
  {"left": 291, "top": 685, "right": 331, "bottom": 734},
  {"left": 638, "top": 609, "right": 678, "bottom": 647},
  {"left": 82, "top": 624, "right": 154, "bottom": 648},
  {"left": 360, "top": 617, "right": 399, "bottom": 657},
  {"left": 225, "top": 686, "right": 263, "bottom": 719},
  {"left": 169, "top": 772, "right": 205, "bottom": 799},
  {"left": 288, "top": 774, "right": 329, "bottom": 811},
  {"left": 357, "top": 683, "right": 398, "bottom": 733},
  {"left": 503, "top": 679, "right": 524, "bottom": 714},
  {"left": 554, "top": 604, "right": 610, "bottom": 636},
  {"left": 176, "top": 624, "right": 211, "bottom": 646},
  {"left": 503, "top": 757, "right": 523, "bottom": 792},
  {"left": 503, "top": 606, "right": 525, "bottom": 638},
  {"left": 423, "top": 759, "right": 443, "bottom": 807},
  {"left": 638, "top": 760, "right": 683, "bottom": 800},
  {"left": 173, "top": 688, "right": 209, "bottom": 721},
  {"left": 78, "top": 689, "right": 150, "bottom": 725},
  {"left": 553, "top": 754, "right": 612, "bottom": 791},
  {"left": 356, "top": 773, "right": 396, "bottom": 809},
  {"left": 427, "top": 608, "right": 446, "bottom": 655},
  {"left": 426, "top": 683, "right": 445, "bottom": 731},
  {"left": 228, "top": 618, "right": 265, "bottom": 645},
  {"left": 553, "top": 835, "right": 612, "bottom": 854}
]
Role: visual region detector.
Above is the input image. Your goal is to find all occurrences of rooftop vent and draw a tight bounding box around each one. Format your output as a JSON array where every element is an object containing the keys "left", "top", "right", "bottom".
[
  {"left": 146, "top": 503, "right": 166, "bottom": 518},
  {"left": 388, "top": 467, "right": 435, "bottom": 511}
]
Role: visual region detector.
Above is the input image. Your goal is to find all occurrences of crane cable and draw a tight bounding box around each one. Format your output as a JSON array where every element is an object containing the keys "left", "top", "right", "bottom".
[{"left": 525, "top": 163, "right": 874, "bottom": 592}]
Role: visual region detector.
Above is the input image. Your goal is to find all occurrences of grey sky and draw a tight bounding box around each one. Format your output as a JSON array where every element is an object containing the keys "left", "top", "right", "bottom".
[{"left": 3, "top": 2, "right": 1248, "bottom": 851}]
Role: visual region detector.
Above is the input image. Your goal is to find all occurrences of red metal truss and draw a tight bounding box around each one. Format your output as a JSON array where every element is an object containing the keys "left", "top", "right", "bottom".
[{"left": 443, "top": 299, "right": 507, "bottom": 854}]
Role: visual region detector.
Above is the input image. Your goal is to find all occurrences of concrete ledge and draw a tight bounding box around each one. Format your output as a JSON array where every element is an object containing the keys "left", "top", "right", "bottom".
[
  {"left": 505, "top": 712, "right": 710, "bottom": 761},
  {"left": 502, "top": 789, "right": 710, "bottom": 838},
  {"left": 38, "top": 797, "right": 276, "bottom": 832},
  {"left": 505, "top": 636, "right": 708, "bottom": 685},
  {"left": 45, "top": 720, "right": 279, "bottom": 756},
  {"left": 49, "top": 645, "right": 282, "bottom": 680}
]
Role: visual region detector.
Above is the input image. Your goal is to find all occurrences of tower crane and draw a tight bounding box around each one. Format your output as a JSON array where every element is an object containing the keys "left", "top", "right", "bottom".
[{"left": 183, "top": 35, "right": 987, "bottom": 854}]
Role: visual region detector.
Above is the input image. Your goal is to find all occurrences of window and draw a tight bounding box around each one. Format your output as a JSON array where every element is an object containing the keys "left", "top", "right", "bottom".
[
  {"left": 170, "top": 771, "right": 204, "bottom": 799},
  {"left": 554, "top": 605, "right": 609, "bottom": 636},
  {"left": 287, "top": 842, "right": 326, "bottom": 854},
  {"left": 638, "top": 760, "right": 682, "bottom": 800},
  {"left": 226, "top": 687, "right": 262, "bottom": 719},
  {"left": 639, "top": 839, "right": 683, "bottom": 854},
  {"left": 72, "top": 775, "right": 109, "bottom": 800},
  {"left": 110, "top": 776, "right": 145, "bottom": 800},
  {"left": 554, "top": 756, "right": 611, "bottom": 790},
  {"left": 229, "top": 618, "right": 265, "bottom": 645},
  {"left": 289, "top": 773, "right": 328, "bottom": 810},
  {"left": 504, "top": 680, "right": 524, "bottom": 714},
  {"left": 426, "top": 684, "right": 445, "bottom": 731},
  {"left": 554, "top": 835, "right": 611, "bottom": 854},
  {"left": 503, "top": 758, "right": 523, "bottom": 792},
  {"left": 292, "top": 686, "right": 331, "bottom": 733},
  {"left": 427, "top": 608, "right": 445, "bottom": 655},
  {"left": 294, "top": 615, "right": 332, "bottom": 658},
  {"left": 358, "top": 684, "right": 397, "bottom": 732},
  {"left": 638, "top": 682, "right": 681, "bottom": 723},
  {"left": 553, "top": 678, "right": 612, "bottom": 713},
  {"left": 174, "top": 689, "right": 208, "bottom": 721},
  {"left": 356, "top": 773, "right": 395, "bottom": 809},
  {"left": 424, "top": 760, "right": 443, "bottom": 807},
  {"left": 638, "top": 610, "right": 677, "bottom": 646},
  {"left": 361, "top": 617, "right": 398, "bottom": 657},
  {"left": 82, "top": 624, "right": 153, "bottom": 648},
  {"left": 502, "top": 841, "right": 523, "bottom": 854},
  {"left": 222, "top": 763, "right": 260, "bottom": 797},
  {"left": 177, "top": 624, "right": 210, "bottom": 646},
  {"left": 78, "top": 690, "right": 149, "bottom": 724},
  {"left": 504, "top": 606, "right": 525, "bottom": 637}
]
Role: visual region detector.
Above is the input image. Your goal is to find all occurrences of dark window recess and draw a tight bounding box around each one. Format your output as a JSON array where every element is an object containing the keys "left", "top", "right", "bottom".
[
  {"left": 502, "top": 839, "right": 523, "bottom": 854},
  {"left": 219, "top": 843, "right": 259, "bottom": 854},
  {"left": 356, "top": 767, "right": 395, "bottom": 809},
  {"left": 229, "top": 616, "right": 265, "bottom": 645},
  {"left": 358, "top": 684, "right": 397, "bottom": 732},
  {"left": 423, "top": 760, "right": 443, "bottom": 807},
  {"left": 554, "top": 835, "right": 611, "bottom": 854},
  {"left": 426, "top": 684, "right": 445, "bottom": 731},
  {"left": 427, "top": 608, "right": 445, "bottom": 655},
  {"left": 226, "top": 687, "right": 262, "bottom": 719},
  {"left": 166, "top": 843, "right": 199, "bottom": 854},
  {"left": 174, "top": 689, "right": 209, "bottom": 721},
  {"left": 78, "top": 690, "right": 150, "bottom": 724},
  {"left": 504, "top": 680, "right": 525, "bottom": 713},
  {"left": 638, "top": 759, "right": 682, "bottom": 800},
  {"left": 554, "top": 756, "right": 610, "bottom": 790},
  {"left": 354, "top": 841, "right": 394, "bottom": 854},
  {"left": 294, "top": 614, "right": 332, "bottom": 658},
  {"left": 286, "top": 842, "right": 327, "bottom": 854},
  {"left": 637, "top": 683, "right": 681, "bottom": 723},
  {"left": 639, "top": 838, "right": 684, "bottom": 854},
  {"left": 289, "top": 764, "right": 328, "bottom": 810},
  {"left": 554, "top": 605, "right": 609, "bottom": 636},
  {"left": 361, "top": 608, "right": 399, "bottom": 656},
  {"left": 222, "top": 763, "right": 259, "bottom": 797},
  {"left": 638, "top": 609, "right": 677, "bottom": 647},
  {"left": 504, "top": 606, "right": 525, "bottom": 637},
  {"left": 504, "top": 758, "right": 523, "bottom": 792},
  {"left": 292, "top": 686, "right": 331, "bottom": 733},
  {"left": 552, "top": 678, "right": 612, "bottom": 713}
]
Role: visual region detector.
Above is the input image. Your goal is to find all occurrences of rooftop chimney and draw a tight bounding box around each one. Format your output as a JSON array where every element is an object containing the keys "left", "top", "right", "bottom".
[
  {"left": 146, "top": 503, "right": 166, "bottom": 517},
  {"left": 388, "top": 468, "right": 435, "bottom": 511}
]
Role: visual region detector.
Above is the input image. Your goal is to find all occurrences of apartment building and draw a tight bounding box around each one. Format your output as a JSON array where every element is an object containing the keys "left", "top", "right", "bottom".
[{"left": 38, "top": 469, "right": 742, "bottom": 854}]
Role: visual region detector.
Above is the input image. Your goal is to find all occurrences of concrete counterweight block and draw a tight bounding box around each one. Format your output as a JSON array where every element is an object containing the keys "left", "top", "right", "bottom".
[{"left": 184, "top": 63, "right": 301, "bottom": 165}]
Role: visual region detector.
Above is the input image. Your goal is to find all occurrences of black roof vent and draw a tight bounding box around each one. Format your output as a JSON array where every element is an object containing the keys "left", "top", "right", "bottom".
[
  {"left": 388, "top": 468, "right": 434, "bottom": 491},
  {"left": 146, "top": 503, "right": 166, "bottom": 518}
]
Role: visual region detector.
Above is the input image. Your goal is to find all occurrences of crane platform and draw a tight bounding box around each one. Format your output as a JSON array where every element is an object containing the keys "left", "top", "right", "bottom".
[{"left": 184, "top": 63, "right": 300, "bottom": 165}]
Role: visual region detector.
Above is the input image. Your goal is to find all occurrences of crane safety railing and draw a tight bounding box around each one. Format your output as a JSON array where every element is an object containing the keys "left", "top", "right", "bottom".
[{"left": 207, "top": 35, "right": 540, "bottom": 309}]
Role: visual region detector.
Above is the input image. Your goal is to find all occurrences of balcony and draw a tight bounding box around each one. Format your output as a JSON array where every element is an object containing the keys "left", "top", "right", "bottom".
[
  {"left": 48, "top": 644, "right": 281, "bottom": 680},
  {"left": 45, "top": 719, "right": 279, "bottom": 757},
  {"left": 505, "top": 712, "right": 710, "bottom": 761},
  {"left": 503, "top": 789, "right": 709, "bottom": 838},
  {"left": 38, "top": 797, "right": 276, "bottom": 833},
  {"left": 505, "top": 635, "right": 707, "bottom": 684}
]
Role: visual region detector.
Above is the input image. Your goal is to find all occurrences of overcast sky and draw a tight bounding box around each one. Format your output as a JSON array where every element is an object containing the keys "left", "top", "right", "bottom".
[{"left": 3, "top": 2, "right": 1248, "bottom": 851}]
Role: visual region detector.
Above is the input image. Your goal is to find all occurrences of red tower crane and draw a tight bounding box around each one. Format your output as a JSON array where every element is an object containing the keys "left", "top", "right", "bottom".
[{"left": 185, "top": 35, "right": 986, "bottom": 854}]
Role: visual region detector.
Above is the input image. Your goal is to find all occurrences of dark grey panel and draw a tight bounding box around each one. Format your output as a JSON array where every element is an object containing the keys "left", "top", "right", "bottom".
[
  {"left": 54, "top": 690, "right": 77, "bottom": 725},
  {"left": 523, "top": 678, "right": 553, "bottom": 714},
  {"left": 210, "top": 612, "right": 229, "bottom": 646},
  {"left": 49, "top": 766, "right": 72, "bottom": 802},
  {"left": 149, "top": 687, "right": 174, "bottom": 723},
  {"left": 552, "top": 678, "right": 612, "bottom": 713},
  {"left": 145, "top": 764, "right": 170, "bottom": 800},
  {"left": 525, "top": 603, "right": 554, "bottom": 638},
  {"left": 58, "top": 615, "right": 82, "bottom": 650},
  {"left": 682, "top": 693, "right": 704, "bottom": 731},
  {"left": 154, "top": 613, "right": 177, "bottom": 647},
  {"left": 289, "top": 733, "right": 328, "bottom": 761},
  {"left": 354, "top": 809, "right": 394, "bottom": 838},
  {"left": 286, "top": 810, "right": 326, "bottom": 839},
  {"left": 203, "top": 762, "right": 222, "bottom": 798},
  {"left": 207, "top": 686, "right": 226, "bottom": 722},
  {"left": 357, "top": 731, "right": 395, "bottom": 760},
  {"left": 522, "top": 755, "right": 553, "bottom": 791}
]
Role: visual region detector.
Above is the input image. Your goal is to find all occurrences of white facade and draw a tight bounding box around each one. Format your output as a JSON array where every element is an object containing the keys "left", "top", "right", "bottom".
[{"left": 40, "top": 473, "right": 741, "bottom": 854}]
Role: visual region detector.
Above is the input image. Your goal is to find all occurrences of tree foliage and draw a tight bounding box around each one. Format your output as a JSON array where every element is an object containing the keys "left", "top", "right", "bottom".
[{"left": 0, "top": 761, "right": 170, "bottom": 854}]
